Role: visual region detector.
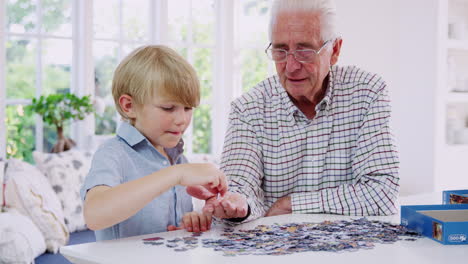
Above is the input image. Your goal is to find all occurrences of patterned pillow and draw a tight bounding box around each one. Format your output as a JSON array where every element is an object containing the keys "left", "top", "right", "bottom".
[
  {"left": 33, "top": 150, "right": 92, "bottom": 233},
  {"left": 4, "top": 158, "right": 69, "bottom": 253},
  {"left": 0, "top": 208, "right": 47, "bottom": 262}
]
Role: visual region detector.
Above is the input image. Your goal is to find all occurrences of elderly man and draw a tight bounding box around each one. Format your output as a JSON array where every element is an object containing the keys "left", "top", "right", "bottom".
[{"left": 189, "top": 0, "right": 399, "bottom": 223}]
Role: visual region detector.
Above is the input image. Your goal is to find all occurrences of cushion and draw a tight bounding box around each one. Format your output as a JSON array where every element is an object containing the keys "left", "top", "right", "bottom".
[
  {"left": 33, "top": 150, "right": 91, "bottom": 233},
  {"left": 4, "top": 158, "right": 69, "bottom": 253},
  {"left": 0, "top": 209, "right": 46, "bottom": 263}
]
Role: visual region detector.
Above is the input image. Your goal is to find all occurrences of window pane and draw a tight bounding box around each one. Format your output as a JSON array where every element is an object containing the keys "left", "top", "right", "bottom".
[
  {"left": 94, "top": 0, "right": 119, "bottom": 39},
  {"left": 241, "top": 48, "right": 269, "bottom": 92},
  {"left": 168, "top": 0, "right": 189, "bottom": 43},
  {"left": 42, "top": 0, "right": 72, "bottom": 37},
  {"left": 122, "top": 43, "right": 144, "bottom": 58},
  {"left": 192, "top": 0, "right": 214, "bottom": 44},
  {"left": 6, "top": 37, "right": 36, "bottom": 99},
  {"left": 193, "top": 104, "right": 211, "bottom": 154},
  {"left": 193, "top": 48, "right": 213, "bottom": 100},
  {"left": 94, "top": 41, "right": 119, "bottom": 135},
  {"left": 43, "top": 38, "right": 72, "bottom": 95},
  {"left": 122, "top": 0, "right": 149, "bottom": 41},
  {"left": 175, "top": 47, "right": 188, "bottom": 59},
  {"left": 6, "top": 105, "right": 36, "bottom": 163},
  {"left": 94, "top": 41, "right": 118, "bottom": 100},
  {"left": 237, "top": 0, "right": 271, "bottom": 47},
  {"left": 6, "top": 0, "right": 37, "bottom": 33}
]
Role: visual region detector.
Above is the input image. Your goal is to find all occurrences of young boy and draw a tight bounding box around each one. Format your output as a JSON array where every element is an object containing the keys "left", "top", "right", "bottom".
[{"left": 80, "top": 45, "right": 227, "bottom": 241}]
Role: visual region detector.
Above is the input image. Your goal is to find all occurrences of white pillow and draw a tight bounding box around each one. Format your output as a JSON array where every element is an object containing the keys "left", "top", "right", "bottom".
[
  {"left": 0, "top": 209, "right": 46, "bottom": 263},
  {"left": 33, "top": 150, "right": 91, "bottom": 233},
  {"left": 4, "top": 158, "right": 69, "bottom": 253}
]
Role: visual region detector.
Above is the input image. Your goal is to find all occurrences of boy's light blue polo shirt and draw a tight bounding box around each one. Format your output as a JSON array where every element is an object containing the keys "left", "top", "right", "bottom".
[{"left": 80, "top": 122, "right": 193, "bottom": 241}]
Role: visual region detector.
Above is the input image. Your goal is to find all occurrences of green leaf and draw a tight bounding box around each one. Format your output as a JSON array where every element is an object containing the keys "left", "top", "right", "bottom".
[{"left": 26, "top": 92, "right": 95, "bottom": 128}]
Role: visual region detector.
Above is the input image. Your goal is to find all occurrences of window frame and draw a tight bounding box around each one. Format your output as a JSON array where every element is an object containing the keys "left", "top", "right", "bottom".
[
  {"left": 2, "top": 0, "right": 77, "bottom": 156},
  {"left": 0, "top": 0, "right": 271, "bottom": 160}
]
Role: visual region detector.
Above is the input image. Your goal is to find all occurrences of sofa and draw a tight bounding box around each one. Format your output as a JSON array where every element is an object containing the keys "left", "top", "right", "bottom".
[
  {"left": 0, "top": 150, "right": 217, "bottom": 264},
  {"left": 0, "top": 150, "right": 96, "bottom": 264}
]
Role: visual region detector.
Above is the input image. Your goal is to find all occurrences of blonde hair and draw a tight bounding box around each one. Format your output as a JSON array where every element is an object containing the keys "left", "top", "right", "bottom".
[{"left": 112, "top": 45, "right": 200, "bottom": 122}]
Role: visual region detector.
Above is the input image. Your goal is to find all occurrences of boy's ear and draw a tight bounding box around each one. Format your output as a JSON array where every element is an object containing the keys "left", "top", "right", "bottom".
[{"left": 119, "top": 94, "right": 137, "bottom": 118}]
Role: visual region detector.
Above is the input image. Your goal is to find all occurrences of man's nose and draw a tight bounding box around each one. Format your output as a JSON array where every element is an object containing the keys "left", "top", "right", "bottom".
[{"left": 285, "top": 53, "right": 301, "bottom": 72}]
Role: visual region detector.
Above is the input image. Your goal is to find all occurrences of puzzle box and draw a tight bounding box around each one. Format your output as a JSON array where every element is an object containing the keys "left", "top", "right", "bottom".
[{"left": 401, "top": 204, "right": 468, "bottom": 245}]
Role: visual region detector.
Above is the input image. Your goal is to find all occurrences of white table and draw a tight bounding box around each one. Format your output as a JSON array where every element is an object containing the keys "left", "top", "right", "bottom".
[{"left": 60, "top": 193, "right": 468, "bottom": 264}]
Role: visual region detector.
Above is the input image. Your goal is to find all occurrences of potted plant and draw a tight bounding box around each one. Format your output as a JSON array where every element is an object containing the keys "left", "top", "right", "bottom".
[{"left": 26, "top": 93, "right": 94, "bottom": 153}]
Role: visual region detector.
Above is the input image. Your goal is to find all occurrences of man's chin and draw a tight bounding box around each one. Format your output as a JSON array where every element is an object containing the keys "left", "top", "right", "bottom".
[{"left": 285, "top": 86, "right": 307, "bottom": 98}]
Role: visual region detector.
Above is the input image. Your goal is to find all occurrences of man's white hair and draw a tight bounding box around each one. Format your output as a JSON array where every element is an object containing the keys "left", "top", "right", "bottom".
[{"left": 268, "top": 0, "right": 339, "bottom": 42}]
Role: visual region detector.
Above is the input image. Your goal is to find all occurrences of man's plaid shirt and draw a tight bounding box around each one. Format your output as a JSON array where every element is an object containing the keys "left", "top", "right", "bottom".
[{"left": 220, "top": 65, "right": 400, "bottom": 222}]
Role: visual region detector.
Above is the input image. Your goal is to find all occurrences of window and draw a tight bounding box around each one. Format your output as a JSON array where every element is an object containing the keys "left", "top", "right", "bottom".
[
  {"left": 0, "top": 0, "right": 275, "bottom": 161},
  {"left": 167, "top": 0, "right": 215, "bottom": 156},
  {"left": 4, "top": 0, "right": 73, "bottom": 162},
  {"left": 235, "top": 0, "right": 274, "bottom": 95},
  {"left": 93, "top": 0, "right": 150, "bottom": 136}
]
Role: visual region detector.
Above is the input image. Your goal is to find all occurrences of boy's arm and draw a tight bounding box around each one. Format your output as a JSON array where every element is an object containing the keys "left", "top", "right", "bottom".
[
  {"left": 84, "top": 165, "right": 182, "bottom": 230},
  {"left": 84, "top": 163, "right": 226, "bottom": 230}
]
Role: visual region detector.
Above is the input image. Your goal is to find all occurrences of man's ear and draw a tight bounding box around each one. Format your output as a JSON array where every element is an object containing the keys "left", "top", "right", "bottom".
[
  {"left": 119, "top": 94, "right": 137, "bottom": 118},
  {"left": 330, "top": 38, "right": 342, "bottom": 66}
]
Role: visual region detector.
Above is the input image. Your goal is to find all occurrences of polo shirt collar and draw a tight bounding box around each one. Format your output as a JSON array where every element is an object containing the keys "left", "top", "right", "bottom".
[{"left": 117, "top": 121, "right": 146, "bottom": 147}]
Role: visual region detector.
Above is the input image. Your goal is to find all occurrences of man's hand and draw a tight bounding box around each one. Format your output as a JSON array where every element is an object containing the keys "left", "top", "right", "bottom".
[
  {"left": 265, "top": 196, "right": 292, "bottom": 217},
  {"left": 203, "top": 192, "right": 248, "bottom": 219}
]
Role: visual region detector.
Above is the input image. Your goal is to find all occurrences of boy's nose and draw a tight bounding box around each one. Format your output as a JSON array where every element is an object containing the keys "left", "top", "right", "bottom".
[{"left": 174, "top": 111, "right": 189, "bottom": 126}]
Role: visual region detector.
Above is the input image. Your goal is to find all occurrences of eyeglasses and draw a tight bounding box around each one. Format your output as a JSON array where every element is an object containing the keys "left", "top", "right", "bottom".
[{"left": 265, "top": 40, "right": 332, "bottom": 63}]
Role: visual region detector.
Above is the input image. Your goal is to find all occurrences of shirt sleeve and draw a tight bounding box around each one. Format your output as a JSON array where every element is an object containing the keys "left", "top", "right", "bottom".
[
  {"left": 220, "top": 102, "right": 266, "bottom": 223},
  {"left": 80, "top": 144, "right": 123, "bottom": 201},
  {"left": 291, "top": 82, "right": 400, "bottom": 216}
]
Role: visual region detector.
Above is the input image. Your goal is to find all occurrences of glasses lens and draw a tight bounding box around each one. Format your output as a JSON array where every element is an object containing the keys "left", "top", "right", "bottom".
[
  {"left": 267, "top": 49, "right": 286, "bottom": 61},
  {"left": 295, "top": 50, "right": 315, "bottom": 62}
]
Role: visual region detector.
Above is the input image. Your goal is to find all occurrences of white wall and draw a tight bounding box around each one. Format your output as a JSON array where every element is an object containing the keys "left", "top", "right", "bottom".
[{"left": 335, "top": 0, "right": 438, "bottom": 195}]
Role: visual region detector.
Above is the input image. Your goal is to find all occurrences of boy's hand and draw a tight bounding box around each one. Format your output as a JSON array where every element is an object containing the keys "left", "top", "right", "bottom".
[
  {"left": 167, "top": 212, "right": 212, "bottom": 232},
  {"left": 177, "top": 163, "right": 227, "bottom": 196},
  {"left": 203, "top": 192, "right": 248, "bottom": 219},
  {"left": 186, "top": 185, "right": 217, "bottom": 200}
]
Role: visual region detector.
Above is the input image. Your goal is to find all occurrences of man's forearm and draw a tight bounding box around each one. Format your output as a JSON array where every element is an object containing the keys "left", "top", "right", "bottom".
[{"left": 290, "top": 176, "right": 399, "bottom": 216}]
